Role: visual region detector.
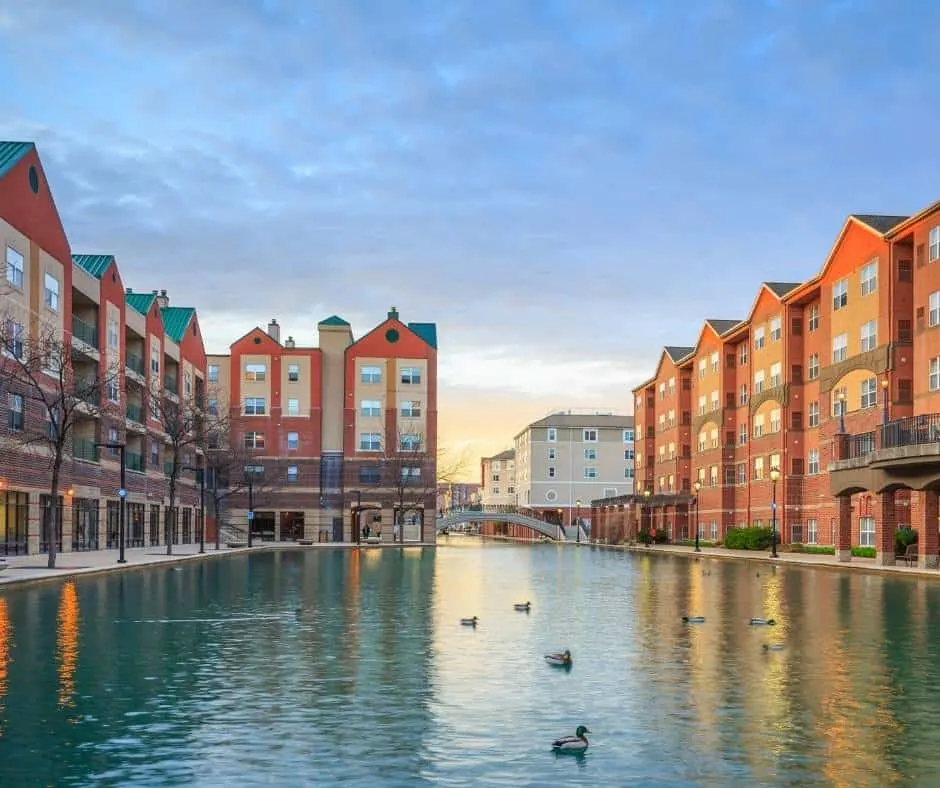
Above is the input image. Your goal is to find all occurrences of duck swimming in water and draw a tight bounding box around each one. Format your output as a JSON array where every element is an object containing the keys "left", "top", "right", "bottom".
[
  {"left": 750, "top": 618, "right": 776, "bottom": 626},
  {"left": 682, "top": 615, "right": 706, "bottom": 623},
  {"left": 545, "top": 649, "right": 572, "bottom": 666},
  {"left": 460, "top": 617, "right": 479, "bottom": 627},
  {"left": 552, "top": 725, "right": 590, "bottom": 753},
  {"left": 762, "top": 643, "right": 785, "bottom": 652},
  {"left": 514, "top": 601, "right": 531, "bottom": 612}
]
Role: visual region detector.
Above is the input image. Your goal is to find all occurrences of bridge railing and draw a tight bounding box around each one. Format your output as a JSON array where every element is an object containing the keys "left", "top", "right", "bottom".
[{"left": 439, "top": 504, "right": 557, "bottom": 524}]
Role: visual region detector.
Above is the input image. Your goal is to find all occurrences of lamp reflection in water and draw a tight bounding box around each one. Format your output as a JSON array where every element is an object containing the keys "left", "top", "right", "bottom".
[
  {"left": 0, "top": 598, "right": 10, "bottom": 736},
  {"left": 56, "top": 581, "right": 80, "bottom": 710}
]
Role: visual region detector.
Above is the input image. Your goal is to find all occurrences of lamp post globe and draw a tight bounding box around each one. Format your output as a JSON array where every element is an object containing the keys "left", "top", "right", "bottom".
[{"left": 693, "top": 480, "right": 702, "bottom": 552}]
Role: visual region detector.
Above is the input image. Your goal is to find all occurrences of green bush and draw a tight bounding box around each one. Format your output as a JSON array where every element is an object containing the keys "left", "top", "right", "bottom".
[
  {"left": 724, "top": 527, "right": 774, "bottom": 551},
  {"left": 852, "top": 546, "right": 877, "bottom": 558},
  {"left": 804, "top": 545, "right": 836, "bottom": 555},
  {"left": 896, "top": 527, "right": 918, "bottom": 553},
  {"left": 637, "top": 528, "right": 669, "bottom": 544}
]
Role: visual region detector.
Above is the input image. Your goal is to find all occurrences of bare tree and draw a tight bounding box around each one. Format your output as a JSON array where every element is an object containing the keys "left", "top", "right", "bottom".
[
  {"left": 148, "top": 379, "right": 205, "bottom": 555},
  {"left": 0, "top": 317, "right": 119, "bottom": 568}
]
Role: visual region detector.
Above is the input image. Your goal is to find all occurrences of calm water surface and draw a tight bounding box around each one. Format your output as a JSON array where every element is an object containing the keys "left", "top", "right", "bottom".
[{"left": 1, "top": 540, "right": 939, "bottom": 786}]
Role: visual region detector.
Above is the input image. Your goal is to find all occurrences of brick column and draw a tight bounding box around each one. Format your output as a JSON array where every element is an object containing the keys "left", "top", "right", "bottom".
[
  {"left": 836, "top": 495, "right": 852, "bottom": 562},
  {"left": 917, "top": 490, "right": 940, "bottom": 570},
  {"left": 876, "top": 490, "right": 897, "bottom": 566}
]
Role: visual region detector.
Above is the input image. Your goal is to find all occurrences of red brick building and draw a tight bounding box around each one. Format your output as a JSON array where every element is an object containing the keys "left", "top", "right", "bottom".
[
  {"left": 593, "top": 208, "right": 940, "bottom": 567},
  {"left": 0, "top": 141, "right": 207, "bottom": 555}
]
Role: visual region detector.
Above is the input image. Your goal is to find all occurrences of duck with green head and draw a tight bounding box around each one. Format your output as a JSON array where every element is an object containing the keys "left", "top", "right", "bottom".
[{"left": 552, "top": 725, "right": 590, "bottom": 753}]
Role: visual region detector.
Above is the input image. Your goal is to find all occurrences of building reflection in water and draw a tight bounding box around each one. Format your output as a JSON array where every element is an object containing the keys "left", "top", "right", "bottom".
[
  {"left": 56, "top": 580, "right": 80, "bottom": 710},
  {"left": 0, "top": 598, "right": 10, "bottom": 736}
]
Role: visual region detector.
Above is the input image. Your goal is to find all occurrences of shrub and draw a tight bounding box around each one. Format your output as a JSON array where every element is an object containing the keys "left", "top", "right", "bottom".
[
  {"left": 804, "top": 545, "right": 836, "bottom": 555},
  {"left": 637, "top": 528, "right": 669, "bottom": 544},
  {"left": 724, "top": 527, "right": 774, "bottom": 551},
  {"left": 896, "top": 527, "right": 918, "bottom": 553},
  {"left": 852, "top": 546, "right": 877, "bottom": 558}
]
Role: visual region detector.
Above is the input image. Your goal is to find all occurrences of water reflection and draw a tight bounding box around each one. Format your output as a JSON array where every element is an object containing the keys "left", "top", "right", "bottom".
[
  {"left": 0, "top": 598, "right": 10, "bottom": 736},
  {"left": 56, "top": 580, "right": 79, "bottom": 710}
]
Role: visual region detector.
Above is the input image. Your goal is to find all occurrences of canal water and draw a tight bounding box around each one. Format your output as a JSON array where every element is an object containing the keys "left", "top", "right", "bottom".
[{"left": 0, "top": 541, "right": 939, "bottom": 786}]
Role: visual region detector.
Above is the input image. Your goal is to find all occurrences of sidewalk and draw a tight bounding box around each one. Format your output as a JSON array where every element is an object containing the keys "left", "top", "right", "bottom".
[{"left": 592, "top": 541, "right": 940, "bottom": 580}]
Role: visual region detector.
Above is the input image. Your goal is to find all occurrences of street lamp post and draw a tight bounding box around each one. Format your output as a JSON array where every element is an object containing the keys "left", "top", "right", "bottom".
[
  {"left": 693, "top": 480, "right": 702, "bottom": 552},
  {"left": 882, "top": 378, "right": 889, "bottom": 425},
  {"left": 183, "top": 466, "right": 205, "bottom": 554},
  {"left": 350, "top": 489, "right": 362, "bottom": 544},
  {"left": 575, "top": 498, "right": 582, "bottom": 544},
  {"left": 770, "top": 467, "right": 780, "bottom": 558},
  {"left": 838, "top": 390, "right": 847, "bottom": 434},
  {"left": 642, "top": 488, "right": 652, "bottom": 546},
  {"left": 96, "top": 442, "right": 127, "bottom": 564}
]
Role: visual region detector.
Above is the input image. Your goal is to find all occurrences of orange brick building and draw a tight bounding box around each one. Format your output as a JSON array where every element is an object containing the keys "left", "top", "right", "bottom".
[{"left": 593, "top": 208, "right": 940, "bottom": 567}]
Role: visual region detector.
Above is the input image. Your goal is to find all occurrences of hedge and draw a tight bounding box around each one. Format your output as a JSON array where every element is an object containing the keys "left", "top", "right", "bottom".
[{"left": 723, "top": 527, "right": 774, "bottom": 551}]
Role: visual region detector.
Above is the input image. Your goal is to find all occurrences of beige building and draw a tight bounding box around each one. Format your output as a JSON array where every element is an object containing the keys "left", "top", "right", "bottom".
[
  {"left": 480, "top": 449, "right": 516, "bottom": 507},
  {"left": 513, "top": 411, "right": 635, "bottom": 526}
]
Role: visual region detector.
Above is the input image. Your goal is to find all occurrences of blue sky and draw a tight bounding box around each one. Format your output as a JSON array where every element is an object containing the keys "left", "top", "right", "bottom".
[{"left": 2, "top": 0, "right": 940, "bottom": 461}]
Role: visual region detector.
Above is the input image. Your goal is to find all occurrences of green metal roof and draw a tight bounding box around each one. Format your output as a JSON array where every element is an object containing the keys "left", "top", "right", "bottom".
[
  {"left": 72, "top": 254, "right": 114, "bottom": 279},
  {"left": 319, "top": 315, "right": 350, "bottom": 327},
  {"left": 161, "top": 307, "right": 195, "bottom": 342},
  {"left": 125, "top": 291, "right": 157, "bottom": 315},
  {"left": 408, "top": 322, "right": 437, "bottom": 349},
  {"left": 0, "top": 141, "right": 34, "bottom": 179}
]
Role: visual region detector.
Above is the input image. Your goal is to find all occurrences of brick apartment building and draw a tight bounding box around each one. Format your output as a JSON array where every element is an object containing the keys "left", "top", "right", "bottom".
[
  {"left": 593, "top": 207, "right": 940, "bottom": 567},
  {"left": 0, "top": 141, "right": 207, "bottom": 555},
  {"left": 207, "top": 308, "right": 438, "bottom": 544}
]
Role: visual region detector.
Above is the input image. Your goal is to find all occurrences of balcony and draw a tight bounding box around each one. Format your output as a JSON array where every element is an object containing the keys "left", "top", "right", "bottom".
[
  {"left": 71, "top": 316, "right": 99, "bottom": 350},
  {"left": 127, "top": 452, "right": 144, "bottom": 472},
  {"left": 72, "top": 438, "right": 100, "bottom": 463},
  {"left": 164, "top": 374, "right": 179, "bottom": 398},
  {"left": 164, "top": 461, "right": 174, "bottom": 476},
  {"left": 126, "top": 352, "right": 145, "bottom": 382},
  {"left": 126, "top": 403, "right": 144, "bottom": 424},
  {"left": 829, "top": 413, "right": 940, "bottom": 496}
]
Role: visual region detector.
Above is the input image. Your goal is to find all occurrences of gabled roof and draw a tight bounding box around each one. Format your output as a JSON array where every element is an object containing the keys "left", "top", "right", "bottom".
[
  {"left": 483, "top": 448, "right": 516, "bottom": 462},
  {"left": 885, "top": 202, "right": 940, "bottom": 239},
  {"left": 850, "top": 214, "right": 908, "bottom": 234},
  {"left": 705, "top": 319, "right": 742, "bottom": 336},
  {"left": 125, "top": 291, "right": 157, "bottom": 315},
  {"left": 763, "top": 282, "right": 802, "bottom": 298},
  {"left": 664, "top": 345, "right": 695, "bottom": 362},
  {"left": 161, "top": 307, "right": 195, "bottom": 343},
  {"left": 72, "top": 254, "right": 114, "bottom": 279},
  {"left": 407, "top": 322, "right": 437, "bottom": 349},
  {"left": 0, "top": 142, "right": 33, "bottom": 179},
  {"left": 319, "top": 315, "right": 350, "bottom": 327}
]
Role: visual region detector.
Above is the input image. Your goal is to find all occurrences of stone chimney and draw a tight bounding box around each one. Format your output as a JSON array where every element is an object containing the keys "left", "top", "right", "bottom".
[
  {"left": 267, "top": 318, "right": 281, "bottom": 343},
  {"left": 285, "top": 335, "right": 296, "bottom": 349},
  {"left": 388, "top": 305, "right": 399, "bottom": 321},
  {"left": 156, "top": 289, "right": 169, "bottom": 309}
]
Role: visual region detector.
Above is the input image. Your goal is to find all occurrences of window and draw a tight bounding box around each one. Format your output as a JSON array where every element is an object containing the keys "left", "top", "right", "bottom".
[
  {"left": 284, "top": 432, "right": 298, "bottom": 451},
  {"left": 770, "top": 408, "right": 781, "bottom": 433},
  {"left": 184, "top": 371, "right": 192, "bottom": 398},
  {"left": 753, "top": 415, "right": 764, "bottom": 438},
  {"left": 833, "top": 279, "right": 848, "bottom": 310},
  {"left": 624, "top": 448, "right": 634, "bottom": 460},
  {"left": 548, "top": 447, "right": 556, "bottom": 460},
  {"left": 770, "top": 316, "right": 781, "bottom": 341},
  {"left": 8, "top": 393, "right": 23, "bottom": 431},
  {"left": 401, "top": 467, "right": 422, "bottom": 484},
  {"left": 208, "top": 364, "right": 219, "bottom": 383},
  {"left": 399, "top": 434, "right": 422, "bottom": 451},
  {"left": 754, "top": 370, "right": 765, "bottom": 394},
  {"left": 244, "top": 431, "right": 265, "bottom": 450},
  {"left": 5, "top": 247, "right": 24, "bottom": 289},
  {"left": 107, "top": 318, "right": 119, "bottom": 349},
  {"left": 739, "top": 384, "right": 748, "bottom": 406},
  {"left": 739, "top": 424, "right": 747, "bottom": 445},
  {"left": 359, "top": 432, "right": 382, "bottom": 451},
  {"left": 754, "top": 327, "right": 765, "bottom": 350},
  {"left": 150, "top": 440, "right": 160, "bottom": 466},
  {"left": 244, "top": 363, "right": 266, "bottom": 382},
  {"left": 623, "top": 429, "right": 634, "bottom": 443},
  {"left": 859, "top": 516, "right": 875, "bottom": 547},
  {"left": 931, "top": 292, "right": 940, "bottom": 328},
  {"left": 582, "top": 428, "right": 598, "bottom": 442},
  {"left": 287, "top": 364, "right": 300, "bottom": 382},
  {"left": 244, "top": 397, "right": 266, "bottom": 416},
  {"left": 2, "top": 319, "right": 24, "bottom": 360},
  {"left": 149, "top": 395, "right": 159, "bottom": 420},
  {"left": 401, "top": 400, "right": 421, "bottom": 418},
  {"left": 698, "top": 359, "right": 706, "bottom": 378},
  {"left": 584, "top": 467, "right": 598, "bottom": 479},
  {"left": 659, "top": 382, "right": 666, "bottom": 399},
  {"left": 624, "top": 467, "right": 634, "bottom": 478},
  {"left": 807, "top": 519, "right": 818, "bottom": 544},
  {"left": 832, "top": 333, "right": 848, "bottom": 363},
  {"left": 361, "top": 399, "right": 381, "bottom": 417},
  {"left": 548, "top": 466, "right": 556, "bottom": 478},
  {"left": 697, "top": 395, "right": 706, "bottom": 415},
  {"left": 808, "top": 304, "right": 819, "bottom": 332},
  {"left": 808, "top": 401, "right": 819, "bottom": 428},
  {"left": 584, "top": 448, "right": 597, "bottom": 460},
  {"left": 860, "top": 261, "right": 877, "bottom": 295},
  {"left": 286, "top": 398, "right": 299, "bottom": 416},
  {"left": 207, "top": 397, "right": 219, "bottom": 416},
  {"left": 931, "top": 226, "right": 940, "bottom": 262},
  {"left": 860, "top": 377, "right": 877, "bottom": 409},
  {"left": 860, "top": 320, "right": 877, "bottom": 353},
  {"left": 287, "top": 466, "right": 298, "bottom": 483},
  {"left": 710, "top": 428, "right": 718, "bottom": 449},
  {"left": 668, "top": 377, "right": 675, "bottom": 395},
  {"left": 737, "top": 463, "right": 746, "bottom": 485},
  {"left": 697, "top": 432, "right": 706, "bottom": 452},
  {"left": 547, "top": 427, "right": 557, "bottom": 442},
  {"left": 107, "top": 427, "right": 119, "bottom": 457},
  {"left": 151, "top": 347, "right": 160, "bottom": 375},
  {"left": 44, "top": 273, "right": 59, "bottom": 311},
  {"left": 361, "top": 365, "right": 382, "bottom": 384},
  {"left": 739, "top": 344, "right": 748, "bottom": 366},
  {"left": 769, "top": 362, "right": 781, "bottom": 388},
  {"left": 754, "top": 457, "right": 765, "bottom": 480},
  {"left": 709, "top": 466, "right": 718, "bottom": 487},
  {"left": 107, "top": 376, "right": 120, "bottom": 403},
  {"left": 710, "top": 351, "right": 719, "bottom": 373},
  {"left": 808, "top": 449, "right": 819, "bottom": 475},
  {"left": 808, "top": 353, "right": 819, "bottom": 380},
  {"left": 708, "top": 391, "right": 718, "bottom": 411},
  {"left": 931, "top": 358, "right": 940, "bottom": 392},
  {"left": 667, "top": 409, "right": 675, "bottom": 427},
  {"left": 400, "top": 366, "right": 422, "bottom": 385}
]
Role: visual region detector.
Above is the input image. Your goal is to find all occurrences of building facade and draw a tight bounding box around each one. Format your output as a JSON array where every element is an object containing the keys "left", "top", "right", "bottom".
[
  {"left": 437, "top": 482, "right": 481, "bottom": 513},
  {"left": 479, "top": 449, "right": 516, "bottom": 507},
  {"left": 596, "top": 208, "right": 940, "bottom": 566},
  {"left": 207, "top": 308, "right": 438, "bottom": 544},
  {"left": 0, "top": 141, "right": 207, "bottom": 555},
  {"left": 514, "top": 412, "right": 634, "bottom": 526}
]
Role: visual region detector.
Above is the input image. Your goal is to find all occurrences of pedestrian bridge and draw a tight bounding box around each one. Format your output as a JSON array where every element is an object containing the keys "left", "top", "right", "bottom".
[{"left": 436, "top": 509, "right": 565, "bottom": 541}]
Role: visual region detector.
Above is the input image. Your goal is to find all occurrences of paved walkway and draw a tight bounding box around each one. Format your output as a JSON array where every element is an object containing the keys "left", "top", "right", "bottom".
[{"left": 592, "top": 541, "right": 940, "bottom": 580}]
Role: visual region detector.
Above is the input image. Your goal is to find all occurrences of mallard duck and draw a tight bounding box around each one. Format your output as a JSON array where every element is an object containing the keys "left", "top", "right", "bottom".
[
  {"left": 544, "top": 649, "right": 572, "bottom": 666},
  {"left": 762, "top": 643, "right": 785, "bottom": 652},
  {"left": 749, "top": 618, "right": 776, "bottom": 626},
  {"left": 552, "top": 725, "right": 590, "bottom": 753},
  {"left": 460, "top": 617, "right": 479, "bottom": 627},
  {"left": 682, "top": 615, "right": 706, "bottom": 623},
  {"left": 514, "top": 601, "right": 531, "bottom": 611}
]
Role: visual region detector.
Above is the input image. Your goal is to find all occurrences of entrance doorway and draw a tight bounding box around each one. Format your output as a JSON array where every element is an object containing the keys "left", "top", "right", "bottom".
[{"left": 280, "top": 511, "right": 305, "bottom": 541}]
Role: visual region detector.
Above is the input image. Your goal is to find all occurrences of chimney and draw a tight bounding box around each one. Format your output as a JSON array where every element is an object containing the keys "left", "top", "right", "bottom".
[
  {"left": 125, "top": 287, "right": 133, "bottom": 294},
  {"left": 156, "top": 289, "right": 169, "bottom": 309},
  {"left": 388, "top": 305, "right": 399, "bottom": 321},
  {"left": 267, "top": 318, "right": 280, "bottom": 343},
  {"left": 285, "top": 335, "right": 295, "bottom": 349}
]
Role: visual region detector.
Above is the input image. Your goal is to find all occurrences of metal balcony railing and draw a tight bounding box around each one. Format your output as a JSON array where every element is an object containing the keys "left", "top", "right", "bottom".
[
  {"left": 164, "top": 374, "right": 178, "bottom": 395},
  {"left": 126, "top": 352, "right": 145, "bottom": 376},
  {"left": 72, "top": 438, "right": 99, "bottom": 463},
  {"left": 126, "top": 403, "right": 144, "bottom": 423},
  {"left": 71, "top": 316, "right": 98, "bottom": 349},
  {"left": 844, "top": 414, "right": 940, "bottom": 459},
  {"left": 127, "top": 452, "right": 143, "bottom": 472},
  {"left": 164, "top": 461, "right": 175, "bottom": 477}
]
